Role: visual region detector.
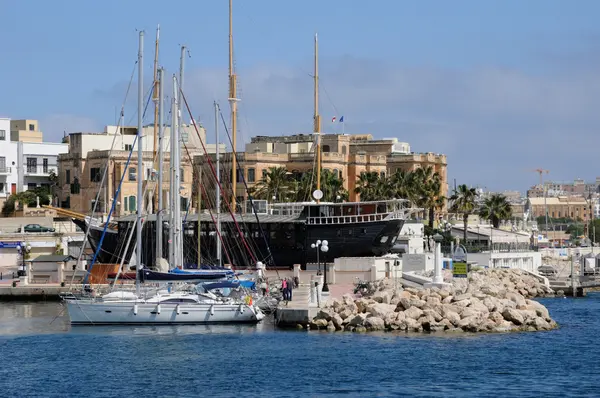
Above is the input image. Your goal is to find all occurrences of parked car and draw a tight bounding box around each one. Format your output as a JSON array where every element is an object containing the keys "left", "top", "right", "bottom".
[{"left": 23, "top": 224, "right": 55, "bottom": 233}]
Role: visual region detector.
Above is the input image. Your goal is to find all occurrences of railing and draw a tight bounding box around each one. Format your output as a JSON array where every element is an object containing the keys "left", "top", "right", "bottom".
[
  {"left": 0, "top": 166, "right": 11, "bottom": 173},
  {"left": 25, "top": 165, "right": 58, "bottom": 175},
  {"left": 307, "top": 212, "right": 390, "bottom": 225}
]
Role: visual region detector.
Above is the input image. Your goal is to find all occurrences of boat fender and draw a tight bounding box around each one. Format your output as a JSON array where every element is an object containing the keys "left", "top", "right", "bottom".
[
  {"left": 133, "top": 304, "right": 138, "bottom": 315},
  {"left": 210, "top": 305, "right": 214, "bottom": 316},
  {"left": 176, "top": 305, "right": 181, "bottom": 315},
  {"left": 239, "top": 304, "right": 244, "bottom": 314},
  {"left": 157, "top": 304, "right": 161, "bottom": 314}
]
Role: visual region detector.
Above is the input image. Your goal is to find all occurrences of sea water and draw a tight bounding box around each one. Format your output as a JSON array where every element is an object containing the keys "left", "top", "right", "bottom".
[{"left": 1, "top": 294, "right": 600, "bottom": 397}]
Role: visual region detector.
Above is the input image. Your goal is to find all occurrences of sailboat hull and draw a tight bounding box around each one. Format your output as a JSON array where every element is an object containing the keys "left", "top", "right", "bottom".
[{"left": 66, "top": 300, "right": 264, "bottom": 325}]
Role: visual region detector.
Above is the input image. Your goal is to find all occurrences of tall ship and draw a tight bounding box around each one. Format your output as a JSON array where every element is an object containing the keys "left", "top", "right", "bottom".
[{"left": 52, "top": 4, "right": 412, "bottom": 271}]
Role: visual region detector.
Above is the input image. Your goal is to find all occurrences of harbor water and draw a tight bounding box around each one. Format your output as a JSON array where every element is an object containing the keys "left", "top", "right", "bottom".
[{"left": 1, "top": 294, "right": 600, "bottom": 397}]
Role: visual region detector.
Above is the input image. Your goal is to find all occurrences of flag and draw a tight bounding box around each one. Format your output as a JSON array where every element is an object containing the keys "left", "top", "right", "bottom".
[
  {"left": 331, "top": 116, "right": 336, "bottom": 122},
  {"left": 339, "top": 116, "right": 344, "bottom": 123}
]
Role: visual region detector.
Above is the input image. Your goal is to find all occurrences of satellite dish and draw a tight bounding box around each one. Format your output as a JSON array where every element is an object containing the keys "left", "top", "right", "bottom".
[{"left": 312, "top": 189, "right": 323, "bottom": 200}]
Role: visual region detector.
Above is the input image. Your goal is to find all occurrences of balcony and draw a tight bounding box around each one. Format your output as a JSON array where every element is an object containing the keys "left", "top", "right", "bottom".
[
  {"left": 0, "top": 167, "right": 11, "bottom": 175},
  {"left": 25, "top": 165, "right": 58, "bottom": 176}
]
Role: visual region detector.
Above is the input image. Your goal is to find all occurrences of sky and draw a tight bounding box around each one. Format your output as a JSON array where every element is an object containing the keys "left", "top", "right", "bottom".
[{"left": 1, "top": 0, "right": 600, "bottom": 193}]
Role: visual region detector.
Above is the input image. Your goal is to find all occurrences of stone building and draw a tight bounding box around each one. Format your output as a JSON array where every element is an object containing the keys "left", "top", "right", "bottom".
[{"left": 194, "top": 133, "right": 447, "bottom": 209}]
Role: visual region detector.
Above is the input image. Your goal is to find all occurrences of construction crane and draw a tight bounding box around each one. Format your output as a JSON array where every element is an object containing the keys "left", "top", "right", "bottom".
[{"left": 529, "top": 168, "right": 549, "bottom": 186}]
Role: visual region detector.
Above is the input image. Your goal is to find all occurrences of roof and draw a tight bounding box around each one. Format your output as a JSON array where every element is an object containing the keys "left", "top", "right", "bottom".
[
  {"left": 31, "top": 255, "right": 75, "bottom": 262},
  {"left": 528, "top": 197, "right": 587, "bottom": 206}
]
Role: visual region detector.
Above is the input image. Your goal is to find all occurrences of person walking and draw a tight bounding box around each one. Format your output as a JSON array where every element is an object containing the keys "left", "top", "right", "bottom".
[
  {"left": 287, "top": 277, "right": 294, "bottom": 301},
  {"left": 281, "top": 278, "right": 288, "bottom": 301}
]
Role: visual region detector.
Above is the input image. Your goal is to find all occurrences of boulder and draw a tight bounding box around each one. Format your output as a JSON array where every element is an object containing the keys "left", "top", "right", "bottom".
[
  {"left": 326, "top": 321, "right": 336, "bottom": 332},
  {"left": 348, "top": 313, "right": 368, "bottom": 326},
  {"left": 367, "top": 303, "right": 397, "bottom": 318},
  {"left": 315, "top": 309, "right": 333, "bottom": 322},
  {"left": 331, "top": 313, "right": 344, "bottom": 330},
  {"left": 365, "top": 316, "right": 385, "bottom": 331},
  {"left": 372, "top": 290, "right": 391, "bottom": 304},
  {"left": 502, "top": 308, "right": 524, "bottom": 325},
  {"left": 488, "top": 311, "right": 504, "bottom": 324},
  {"left": 354, "top": 325, "right": 367, "bottom": 333},
  {"left": 339, "top": 308, "right": 355, "bottom": 320},
  {"left": 404, "top": 306, "right": 424, "bottom": 320},
  {"left": 423, "top": 308, "right": 443, "bottom": 322},
  {"left": 453, "top": 292, "right": 472, "bottom": 302}
]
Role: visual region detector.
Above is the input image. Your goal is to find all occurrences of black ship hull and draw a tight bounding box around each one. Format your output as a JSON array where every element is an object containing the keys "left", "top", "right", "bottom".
[{"left": 75, "top": 217, "right": 404, "bottom": 269}]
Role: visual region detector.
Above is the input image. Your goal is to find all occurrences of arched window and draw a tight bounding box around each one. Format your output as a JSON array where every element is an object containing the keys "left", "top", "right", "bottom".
[
  {"left": 333, "top": 169, "right": 339, "bottom": 178},
  {"left": 341, "top": 146, "right": 347, "bottom": 155}
]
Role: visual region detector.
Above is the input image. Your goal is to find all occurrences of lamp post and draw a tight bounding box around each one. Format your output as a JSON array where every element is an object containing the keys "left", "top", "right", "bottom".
[
  {"left": 16, "top": 242, "right": 31, "bottom": 277},
  {"left": 310, "top": 239, "right": 329, "bottom": 288}
]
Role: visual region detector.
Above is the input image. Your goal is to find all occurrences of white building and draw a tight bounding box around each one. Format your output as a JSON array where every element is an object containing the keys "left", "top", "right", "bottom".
[{"left": 0, "top": 118, "right": 68, "bottom": 208}]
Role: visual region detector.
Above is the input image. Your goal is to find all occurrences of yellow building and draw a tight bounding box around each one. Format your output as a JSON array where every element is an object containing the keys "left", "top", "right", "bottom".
[
  {"left": 194, "top": 133, "right": 448, "bottom": 207},
  {"left": 56, "top": 124, "right": 211, "bottom": 216},
  {"left": 527, "top": 196, "right": 591, "bottom": 221},
  {"left": 10, "top": 119, "right": 43, "bottom": 143}
]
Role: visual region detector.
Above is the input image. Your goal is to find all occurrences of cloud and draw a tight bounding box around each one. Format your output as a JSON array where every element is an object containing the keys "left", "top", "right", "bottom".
[
  {"left": 94, "top": 52, "right": 600, "bottom": 193},
  {"left": 40, "top": 114, "right": 100, "bottom": 142}
]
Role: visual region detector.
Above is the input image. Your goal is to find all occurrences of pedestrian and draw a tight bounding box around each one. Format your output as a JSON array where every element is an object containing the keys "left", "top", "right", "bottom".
[
  {"left": 293, "top": 276, "right": 299, "bottom": 288},
  {"left": 287, "top": 277, "right": 294, "bottom": 301},
  {"left": 281, "top": 278, "right": 288, "bottom": 301}
]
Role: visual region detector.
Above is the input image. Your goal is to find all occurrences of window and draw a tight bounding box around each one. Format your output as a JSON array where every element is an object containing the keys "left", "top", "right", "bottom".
[
  {"left": 323, "top": 145, "right": 330, "bottom": 152},
  {"left": 333, "top": 169, "right": 339, "bottom": 178},
  {"left": 0, "top": 130, "right": 5, "bottom": 140},
  {"left": 26, "top": 157, "right": 37, "bottom": 173},
  {"left": 181, "top": 196, "right": 189, "bottom": 210},
  {"left": 342, "top": 146, "right": 347, "bottom": 155},
  {"left": 129, "top": 167, "right": 136, "bottom": 181},
  {"left": 380, "top": 171, "right": 385, "bottom": 178},
  {"left": 124, "top": 144, "right": 133, "bottom": 152},
  {"left": 90, "top": 167, "right": 102, "bottom": 182},
  {"left": 43, "top": 158, "right": 48, "bottom": 173},
  {"left": 71, "top": 177, "right": 80, "bottom": 194},
  {"left": 27, "top": 183, "right": 37, "bottom": 191},
  {"left": 262, "top": 169, "right": 267, "bottom": 178},
  {"left": 66, "top": 169, "right": 71, "bottom": 184},
  {"left": 0, "top": 183, "right": 4, "bottom": 193},
  {"left": 180, "top": 168, "right": 185, "bottom": 183},
  {"left": 128, "top": 196, "right": 136, "bottom": 212},
  {"left": 248, "top": 168, "right": 255, "bottom": 183},
  {"left": 28, "top": 124, "right": 35, "bottom": 131},
  {"left": 0, "top": 157, "right": 5, "bottom": 172}
]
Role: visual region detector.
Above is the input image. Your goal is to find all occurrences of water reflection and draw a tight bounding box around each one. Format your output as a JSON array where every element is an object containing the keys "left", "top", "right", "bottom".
[{"left": 0, "top": 302, "right": 277, "bottom": 337}]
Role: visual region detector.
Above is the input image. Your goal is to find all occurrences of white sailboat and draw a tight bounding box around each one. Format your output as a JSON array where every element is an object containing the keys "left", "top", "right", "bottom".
[{"left": 65, "top": 30, "right": 264, "bottom": 325}]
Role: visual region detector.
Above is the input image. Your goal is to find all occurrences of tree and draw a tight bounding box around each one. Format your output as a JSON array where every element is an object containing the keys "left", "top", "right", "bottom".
[
  {"left": 409, "top": 167, "right": 445, "bottom": 228},
  {"left": 450, "top": 184, "right": 479, "bottom": 243},
  {"left": 479, "top": 194, "right": 513, "bottom": 228},
  {"left": 250, "top": 167, "right": 293, "bottom": 201},
  {"left": 2, "top": 187, "right": 51, "bottom": 216}
]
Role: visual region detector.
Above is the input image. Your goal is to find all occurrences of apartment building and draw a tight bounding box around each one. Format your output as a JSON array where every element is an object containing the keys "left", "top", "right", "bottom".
[
  {"left": 56, "top": 123, "right": 222, "bottom": 216},
  {"left": 194, "top": 133, "right": 448, "bottom": 206},
  {"left": 0, "top": 118, "right": 68, "bottom": 210}
]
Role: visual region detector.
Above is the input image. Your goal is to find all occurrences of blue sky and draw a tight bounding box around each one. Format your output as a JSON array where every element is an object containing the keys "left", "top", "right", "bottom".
[{"left": 1, "top": 0, "right": 600, "bottom": 193}]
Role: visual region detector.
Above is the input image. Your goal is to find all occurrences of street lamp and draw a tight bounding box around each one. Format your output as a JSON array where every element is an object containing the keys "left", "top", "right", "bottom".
[{"left": 16, "top": 242, "right": 31, "bottom": 277}]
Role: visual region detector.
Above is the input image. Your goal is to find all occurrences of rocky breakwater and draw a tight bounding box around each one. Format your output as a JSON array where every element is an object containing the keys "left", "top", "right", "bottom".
[{"left": 310, "top": 269, "right": 557, "bottom": 333}]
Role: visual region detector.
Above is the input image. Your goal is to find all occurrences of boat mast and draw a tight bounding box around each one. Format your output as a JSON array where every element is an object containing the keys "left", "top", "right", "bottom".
[
  {"left": 152, "top": 25, "right": 160, "bottom": 213},
  {"left": 168, "top": 78, "right": 176, "bottom": 268},
  {"left": 170, "top": 74, "right": 181, "bottom": 268},
  {"left": 156, "top": 67, "right": 165, "bottom": 265},
  {"left": 314, "top": 33, "right": 322, "bottom": 203},
  {"left": 215, "top": 101, "right": 222, "bottom": 265},
  {"left": 228, "top": 0, "right": 239, "bottom": 213},
  {"left": 176, "top": 45, "right": 186, "bottom": 268},
  {"left": 136, "top": 30, "right": 144, "bottom": 294}
]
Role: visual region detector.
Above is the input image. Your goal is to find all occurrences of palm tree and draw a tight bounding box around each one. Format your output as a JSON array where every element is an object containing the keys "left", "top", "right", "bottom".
[
  {"left": 408, "top": 167, "right": 445, "bottom": 227},
  {"left": 450, "top": 184, "right": 479, "bottom": 243},
  {"left": 389, "top": 169, "right": 412, "bottom": 199},
  {"left": 251, "top": 166, "right": 293, "bottom": 201},
  {"left": 320, "top": 169, "right": 349, "bottom": 202},
  {"left": 354, "top": 171, "right": 385, "bottom": 201},
  {"left": 479, "top": 194, "right": 513, "bottom": 228}
]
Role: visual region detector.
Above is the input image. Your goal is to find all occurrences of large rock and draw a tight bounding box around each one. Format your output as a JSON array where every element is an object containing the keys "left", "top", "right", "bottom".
[
  {"left": 348, "top": 313, "right": 368, "bottom": 326},
  {"left": 372, "top": 290, "right": 391, "bottom": 304},
  {"left": 365, "top": 316, "right": 385, "bottom": 331},
  {"left": 404, "top": 306, "right": 424, "bottom": 320},
  {"left": 367, "top": 303, "right": 397, "bottom": 319},
  {"left": 331, "top": 313, "right": 344, "bottom": 330},
  {"left": 502, "top": 308, "right": 524, "bottom": 325}
]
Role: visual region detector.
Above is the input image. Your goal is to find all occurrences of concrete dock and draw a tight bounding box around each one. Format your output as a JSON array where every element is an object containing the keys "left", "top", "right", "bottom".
[{"left": 0, "top": 283, "right": 67, "bottom": 301}]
